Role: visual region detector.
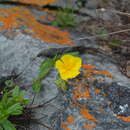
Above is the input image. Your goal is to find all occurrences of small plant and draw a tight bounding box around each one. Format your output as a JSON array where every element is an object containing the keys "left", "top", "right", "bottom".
[
  {"left": 54, "top": 54, "right": 82, "bottom": 91},
  {"left": 32, "top": 50, "right": 113, "bottom": 93},
  {"left": 52, "top": 3, "right": 76, "bottom": 28},
  {"left": 97, "top": 28, "right": 109, "bottom": 40},
  {"left": 54, "top": 76, "right": 68, "bottom": 92},
  {"left": 52, "top": 8, "right": 76, "bottom": 28},
  {"left": 110, "top": 40, "right": 122, "bottom": 47},
  {"left": 0, "top": 81, "right": 28, "bottom": 130},
  {"left": 33, "top": 52, "right": 82, "bottom": 92},
  {"left": 32, "top": 58, "right": 56, "bottom": 92}
]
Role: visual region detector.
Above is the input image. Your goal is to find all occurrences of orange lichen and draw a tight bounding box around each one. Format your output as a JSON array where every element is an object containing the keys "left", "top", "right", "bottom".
[
  {"left": 84, "top": 70, "right": 112, "bottom": 78},
  {"left": 93, "top": 71, "right": 113, "bottom": 78},
  {"left": 66, "top": 115, "right": 75, "bottom": 124},
  {"left": 82, "top": 64, "right": 112, "bottom": 79},
  {"left": 73, "top": 87, "right": 91, "bottom": 100},
  {"left": 47, "top": 15, "right": 55, "bottom": 21},
  {"left": 94, "top": 88, "right": 101, "bottom": 95},
  {"left": 117, "top": 116, "right": 130, "bottom": 122},
  {"left": 39, "top": 15, "right": 48, "bottom": 22},
  {"left": 0, "top": 8, "right": 22, "bottom": 35},
  {"left": 61, "top": 115, "right": 75, "bottom": 130},
  {"left": 82, "top": 64, "right": 96, "bottom": 69},
  {"left": 83, "top": 123, "right": 96, "bottom": 130},
  {"left": 80, "top": 108, "right": 99, "bottom": 122},
  {"left": 83, "top": 72, "right": 93, "bottom": 79},
  {"left": 61, "top": 122, "right": 71, "bottom": 130},
  {"left": 0, "top": 7, "right": 74, "bottom": 45},
  {"left": 11, "top": 0, "right": 57, "bottom": 6}
]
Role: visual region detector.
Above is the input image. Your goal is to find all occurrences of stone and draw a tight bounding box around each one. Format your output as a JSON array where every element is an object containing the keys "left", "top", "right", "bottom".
[
  {"left": 0, "top": 1, "right": 130, "bottom": 129},
  {"left": 0, "top": 32, "right": 130, "bottom": 130}
]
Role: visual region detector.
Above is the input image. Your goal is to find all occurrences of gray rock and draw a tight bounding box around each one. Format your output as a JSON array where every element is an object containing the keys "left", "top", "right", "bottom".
[
  {"left": 0, "top": 1, "right": 130, "bottom": 129},
  {"left": 1, "top": 32, "right": 130, "bottom": 130},
  {"left": 0, "top": 33, "right": 67, "bottom": 130}
]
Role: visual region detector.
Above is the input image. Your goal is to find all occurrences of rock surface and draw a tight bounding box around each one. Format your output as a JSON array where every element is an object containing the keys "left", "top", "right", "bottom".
[
  {"left": 0, "top": 32, "right": 130, "bottom": 130},
  {"left": 0, "top": 0, "right": 130, "bottom": 130}
]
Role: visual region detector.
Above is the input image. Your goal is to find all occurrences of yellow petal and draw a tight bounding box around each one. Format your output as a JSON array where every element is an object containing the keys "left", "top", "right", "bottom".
[
  {"left": 55, "top": 59, "right": 64, "bottom": 70},
  {"left": 55, "top": 54, "right": 82, "bottom": 80},
  {"left": 61, "top": 70, "right": 80, "bottom": 80}
]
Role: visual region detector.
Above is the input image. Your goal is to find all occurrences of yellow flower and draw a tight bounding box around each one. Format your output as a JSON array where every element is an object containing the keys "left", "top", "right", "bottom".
[{"left": 55, "top": 54, "right": 82, "bottom": 80}]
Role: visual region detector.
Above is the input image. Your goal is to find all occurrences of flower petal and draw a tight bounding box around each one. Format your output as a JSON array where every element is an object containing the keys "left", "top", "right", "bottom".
[{"left": 55, "top": 54, "right": 82, "bottom": 80}]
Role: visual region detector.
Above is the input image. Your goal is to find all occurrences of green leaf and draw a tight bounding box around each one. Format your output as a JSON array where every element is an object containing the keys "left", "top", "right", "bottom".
[
  {"left": 0, "top": 81, "right": 29, "bottom": 129},
  {"left": 1, "top": 120, "right": 16, "bottom": 130},
  {"left": 53, "top": 55, "right": 60, "bottom": 61},
  {"left": 52, "top": 6, "right": 76, "bottom": 28},
  {"left": 12, "top": 86, "right": 19, "bottom": 97},
  {"left": 33, "top": 59, "right": 54, "bottom": 92},
  {"left": 39, "top": 59, "right": 54, "bottom": 79},
  {"left": 8, "top": 87, "right": 28, "bottom": 105},
  {"left": 32, "top": 79, "right": 42, "bottom": 92},
  {"left": 0, "top": 125, "right": 3, "bottom": 130},
  {"left": 111, "top": 40, "right": 122, "bottom": 47},
  {"left": 1, "top": 94, "right": 8, "bottom": 108},
  {"left": 55, "top": 77, "right": 68, "bottom": 92},
  {"left": 66, "top": 51, "right": 79, "bottom": 56},
  {"left": 6, "top": 103, "right": 22, "bottom": 115},
  {"left": 5, "top": 80, "right": 15, "bottom": 87}
]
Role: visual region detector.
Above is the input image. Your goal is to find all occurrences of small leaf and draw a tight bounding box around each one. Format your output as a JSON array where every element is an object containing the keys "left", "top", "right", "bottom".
[
  {"left": 53, "top": 55, "right": 60, "bottom": 61},
  {"left": 12, "top": 86, "right": 19, "bottom": 97},
  {"left": 5, "top": 80, "right": 14, "bottom": 87},
  {"left": 6, "top": 103, "right": 22, "bottom": 115},
  {"left": 0, "top": 126, "right": 3, "bottom": 130},
  {"left": 32, "top": 59, "right": 54, "bottom": 92},
  {"left": 55, "top": 77, "right": 68, "bottom": 92},
  {"left": 1, "top": 120, "right": 16, "bottom": 130},
  {"left": 111, "top": 40, "right": 122, "bottom": 47},
  {"left": 52, "top": 7, "right": 76, "bottom": 28},
  {"left": 66, "top": 51, "right": 79, "bottom": 56},
  {"left": 32, "top": 79, "right": 42, "bottom": 92},
  {"left": 39, "top": 59, "right": 54, "bottom": 79}
]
